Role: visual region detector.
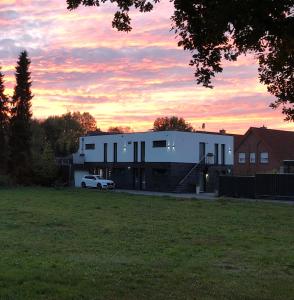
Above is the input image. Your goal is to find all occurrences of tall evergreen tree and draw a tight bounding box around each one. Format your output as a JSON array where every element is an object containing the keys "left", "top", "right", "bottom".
[
  {"left": 9, "top": 51, "right": 33, "bottom": 183},
  {"left": 0, "top": 66, "right": 9, "bottom": 174}
]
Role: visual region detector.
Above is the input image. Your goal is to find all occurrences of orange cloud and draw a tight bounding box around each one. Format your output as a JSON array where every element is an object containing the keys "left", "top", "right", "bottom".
[{"left": 0, "top": 0, "right": 292, "bottom": 135}]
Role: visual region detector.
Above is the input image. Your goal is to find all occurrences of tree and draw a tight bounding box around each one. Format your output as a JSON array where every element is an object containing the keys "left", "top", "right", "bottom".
[
  {"left": 9, "top": 51, "right": 33, "bottom": 183},
  {"left": 0, "top": 67, "right": 9, "bottom": 174},
  {"left": 108, "top": 126, "right": 132, "bottom": 133},
  {"left": 72, "top": 111, "right": 98, "bottom": 133},
  {"left": 42, "top": 113, "right": 84, "bottom": 157},
  {"left": 67, "top": 0, "right": 294, "bottom": 120},
  {"left": 32, "top": 142, "right": 58, "bottom": 186},
  {"left": 153, "top": 116, "right": 193, "bottom": 131}
]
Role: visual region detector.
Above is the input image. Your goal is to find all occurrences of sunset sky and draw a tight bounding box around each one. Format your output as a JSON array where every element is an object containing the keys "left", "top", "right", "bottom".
[{"left": 0, "top": 0, "right": 293, "bottom": 134}]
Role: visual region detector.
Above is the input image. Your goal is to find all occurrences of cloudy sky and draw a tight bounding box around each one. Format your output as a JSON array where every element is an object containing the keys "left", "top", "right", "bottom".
[{"left": 0, "top": 0, "right": 292, "bottom": 133}]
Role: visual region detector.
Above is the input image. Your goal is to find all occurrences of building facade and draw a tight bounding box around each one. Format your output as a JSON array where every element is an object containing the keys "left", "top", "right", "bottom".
[
  {"left": 234, "top": 127, "right": 294, "bottom": 176},
  {"left": 73, "top": 130, "right": 234, "bottom": 192}
]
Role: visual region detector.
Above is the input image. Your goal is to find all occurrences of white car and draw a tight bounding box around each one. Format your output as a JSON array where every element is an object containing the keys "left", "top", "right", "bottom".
[{"left": 81, "top": 175, "right": 115, "bottom": 190}]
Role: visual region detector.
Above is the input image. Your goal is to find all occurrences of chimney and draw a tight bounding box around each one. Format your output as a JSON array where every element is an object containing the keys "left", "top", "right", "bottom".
[{"left": 219, "top": 129, "right": 226, "bottom": 134}]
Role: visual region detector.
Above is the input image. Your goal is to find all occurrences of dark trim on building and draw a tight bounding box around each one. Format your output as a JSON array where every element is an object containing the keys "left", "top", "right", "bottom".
[{"left": 74, "top": 162, "right": 232, "bottom": 193}]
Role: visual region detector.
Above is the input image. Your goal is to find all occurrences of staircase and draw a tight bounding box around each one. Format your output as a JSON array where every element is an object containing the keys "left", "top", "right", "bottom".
[{"left": 174, "top": 156, "right": 206, "bottom": 193}]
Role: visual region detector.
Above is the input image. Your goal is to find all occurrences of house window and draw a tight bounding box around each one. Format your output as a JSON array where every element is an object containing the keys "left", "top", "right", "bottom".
[
  {"left": 141, "top": 141, "right": 145, "bottom": 162},
  {"left": 104, "top": 143, "right": 108, "bottom": 163},
  {"left": 199, "top": 142, "right": 206, "bottom": 162},
  {"left": 134, "top": 142, "right": 138, "bottom": 162},
  {"left": 221, "top": 144, "right": 225, "bottom": 165},
  {"left": 260, "top": 152, "right": 269, "bottom": 164},
  {"left": 238, "top": 152, "right": 246, "bottom": 164},
  {"left": 214, "top": 144, "right": 219, "bottom": 165},
  {"left": 153, "top": 140, "right": 166, "bottom": 148},
  {"left": 85, "top": 143, "right": 95, "bottom": 150},
  {"left": 113, "top": 143, "right": 117, "bottom": 163},
  {"left": 152, "top": 168, "right": 168, "bottom": 175},
  {"left": 250, "top": 153, "right": 256, "bottom": 164}
]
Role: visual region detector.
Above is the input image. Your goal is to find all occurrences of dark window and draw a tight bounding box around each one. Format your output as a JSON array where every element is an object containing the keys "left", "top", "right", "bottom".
[
  {"left": 104, "top": 143, "right": 107, "bottom": 162},
  {"left": 214, "top": 144, "right": 219, "bottom": 165},
  {"left": 141, "top": 141, "right": 145, "bottom": 162},
  {"left": 134, "top": 142, "right": 138, "bottom": 162},
  {"left": 153, "top": 140, "right": 167, "bottom": 148},
  {"left": 152, "top": 168, "right": 168, "bottom": 175},
  {"left": 199, "top": 142, "right": 206, "bottom": 162},
  {"left": 113, "top": 143, "right": 117, "bottom": 163},
  {"left": 221, "top": 144, "right": 225, "bottom": 165},
  {"left": 85, "top": 143, "right": 95, "bottom": 150}
]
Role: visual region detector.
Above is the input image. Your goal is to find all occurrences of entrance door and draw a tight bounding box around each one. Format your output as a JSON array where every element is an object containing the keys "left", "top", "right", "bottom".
[{"left": 199, "top": 171, "right": 208, "bottom": 192}]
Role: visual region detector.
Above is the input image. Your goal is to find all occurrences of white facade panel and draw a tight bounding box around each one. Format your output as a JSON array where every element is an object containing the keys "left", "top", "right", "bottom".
[{"left": 76, "top": 131, "right": 234, "bottom": 165}]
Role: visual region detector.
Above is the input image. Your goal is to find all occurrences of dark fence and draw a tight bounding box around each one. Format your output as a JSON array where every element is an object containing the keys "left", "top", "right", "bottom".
[
  {"left": 219, "top": 174, "right": 294, "bottom": 199},
  {"left": 219, "top": 176, "right": 255, "bottom": 198},
  {"left": 255, "top": 174, "right": 294, "bottom": 198}
]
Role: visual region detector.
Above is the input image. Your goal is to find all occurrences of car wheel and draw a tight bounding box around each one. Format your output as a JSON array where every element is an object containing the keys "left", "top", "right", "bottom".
[
  {"left": 81, "top": 182, "right": 86, "bottom": 188},
  {"left": 97, "top": 183, "right": 102, "bottom": 190}
]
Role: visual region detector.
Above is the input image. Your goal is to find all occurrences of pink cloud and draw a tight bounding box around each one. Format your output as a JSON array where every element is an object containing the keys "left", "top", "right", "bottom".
[{"left": 0, "top": 0, "right": 292, "bottom": 134}]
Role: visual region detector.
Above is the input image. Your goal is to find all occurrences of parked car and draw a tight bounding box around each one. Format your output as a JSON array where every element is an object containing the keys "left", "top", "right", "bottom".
[{"left": 81, "top": 175, "right": 115, "bottom": 190}]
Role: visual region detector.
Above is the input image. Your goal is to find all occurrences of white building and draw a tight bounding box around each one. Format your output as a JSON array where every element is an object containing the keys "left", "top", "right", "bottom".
[{"left": 73, "top": 130, "right": 234, "bottom": 192}]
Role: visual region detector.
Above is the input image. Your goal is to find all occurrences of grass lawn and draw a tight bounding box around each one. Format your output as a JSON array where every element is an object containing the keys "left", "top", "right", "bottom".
[{"left": 0, "top": 188, "right": 293, "bottom": 300}]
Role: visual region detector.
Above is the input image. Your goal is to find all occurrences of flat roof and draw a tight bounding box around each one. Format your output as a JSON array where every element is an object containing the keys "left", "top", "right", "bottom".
[{"left": 86, "top": 130, "right": 234, "bottom": 137}]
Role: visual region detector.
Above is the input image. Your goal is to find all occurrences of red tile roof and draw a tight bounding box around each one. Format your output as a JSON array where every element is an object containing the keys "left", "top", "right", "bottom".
[{"left": 237, "top": 127, "right": 294, "bottom": 162}]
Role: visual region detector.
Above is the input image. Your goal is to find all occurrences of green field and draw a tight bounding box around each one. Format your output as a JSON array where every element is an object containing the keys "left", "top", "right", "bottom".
[{"left": 0, "top": 188, "right": 293, "bottom": 300}]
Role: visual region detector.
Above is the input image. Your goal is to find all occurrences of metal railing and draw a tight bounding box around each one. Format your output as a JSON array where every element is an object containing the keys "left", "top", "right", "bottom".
[{"left": 178, "top": 155, "right": 207, "bottom": 186}]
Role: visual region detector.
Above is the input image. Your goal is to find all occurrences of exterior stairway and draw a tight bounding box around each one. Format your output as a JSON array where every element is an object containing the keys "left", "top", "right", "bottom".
[{"left": 174, "top": 156, "right": 206, "bottom": 193}]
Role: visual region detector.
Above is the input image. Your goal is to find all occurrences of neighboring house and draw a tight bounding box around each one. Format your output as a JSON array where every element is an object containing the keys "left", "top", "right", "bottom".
[
  {"left": 73, "top": 130, "right": 234, "bottom": 193},
  {"left": 283, "top": 160, "right": 294, "bottom": 173},
  {"left": 234, "top": 127, "right": 294, "bottom": 176}
]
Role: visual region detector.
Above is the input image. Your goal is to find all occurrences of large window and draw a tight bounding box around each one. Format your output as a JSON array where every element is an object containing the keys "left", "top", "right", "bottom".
[
  {"left": 214, "top": 144, "right": 219, "bottom": 165},
  {"left": 199, "top": 142, "right": 206, "bottom": 162},
  {"left": 153, "top": 140, "right": 166, "bottom": 148},
  {"left": 104, "top": 143, "right": 108, "bottom": 163},
  {"left": 250, "top": 153, "right": 256, "bottom": 164},
  {"left": 260, "top": 152, "right": 269, "bottom": 164},
  {"left": 85, "top": 143, "right": 95, "bottom": 150},
  {"left": 113, "top": 143, "right": 117, "bottom": 163},
  {"left": 221, "top": 144, "right": 225, "bottom": 165},
  {"left": 238, "top": 152, "right": 246, "bottom": 164},
  {"left": 134, "top": 142, "right": 138, "bottom": 162},
  {"left": 141, "top": 141, "right": 145, "bottom": 162}
]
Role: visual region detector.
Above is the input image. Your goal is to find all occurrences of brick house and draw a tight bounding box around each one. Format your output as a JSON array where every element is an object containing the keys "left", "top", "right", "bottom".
[{"left": 234, "top": 127, "right": 294, "bottom": 175}]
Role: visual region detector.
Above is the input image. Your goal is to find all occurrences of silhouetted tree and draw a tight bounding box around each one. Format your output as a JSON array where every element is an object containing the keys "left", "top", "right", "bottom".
[
  {"left": 72, "top": 111, "right": 98, "bottom": 133},
  {"left": 153, "top": 116, "right": 193, "bottom": 131},
  {"left": 0, "top": 67, "right": 9, "bottom": 174},
  {"left": 42, "top": 113, "right": 84, "bottom": 156},
  {"left": 9, "top": 51, "right": 33, "bottom": 183},
  {"left": 108, "top": 126, "right": 132, "bottom": 133},
  {"left": 67, "top": 0, "right": 294, "bottom": 120}
]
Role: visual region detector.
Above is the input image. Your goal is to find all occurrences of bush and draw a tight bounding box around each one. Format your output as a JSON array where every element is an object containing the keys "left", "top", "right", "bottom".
[{"left": 0, "top": 174, "right": 13, "bottom": 187}]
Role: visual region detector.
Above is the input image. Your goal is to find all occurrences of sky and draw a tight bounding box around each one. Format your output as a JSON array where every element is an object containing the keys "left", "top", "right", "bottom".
[{"left": 0, "top": 0, "right": 293, "bottom": 134}]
